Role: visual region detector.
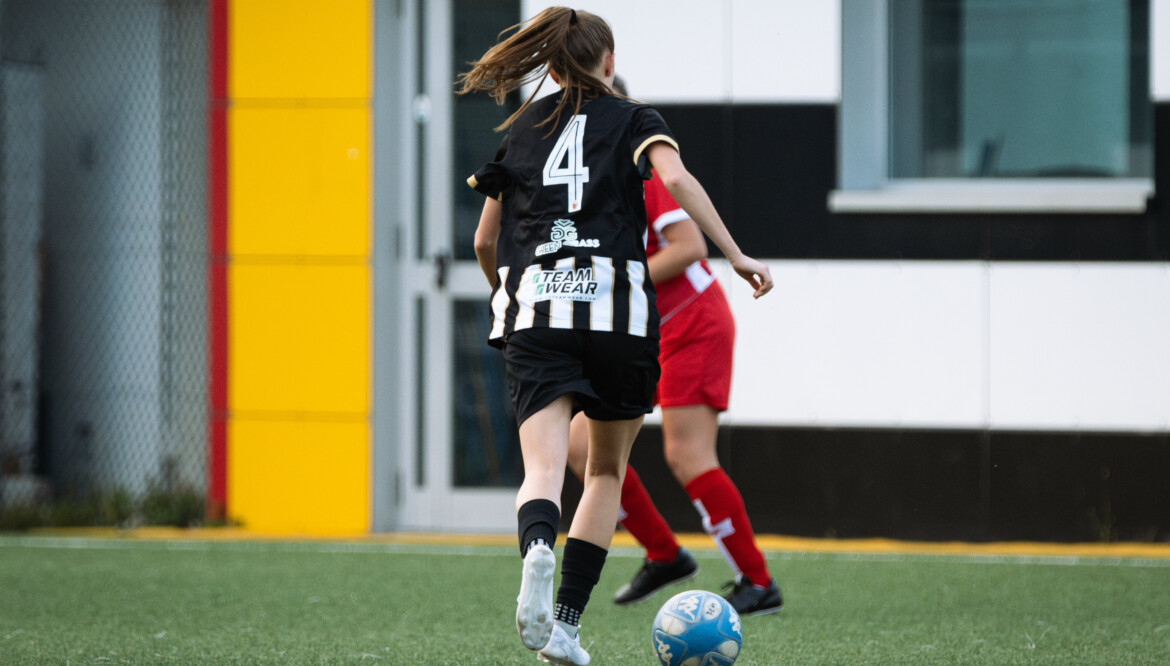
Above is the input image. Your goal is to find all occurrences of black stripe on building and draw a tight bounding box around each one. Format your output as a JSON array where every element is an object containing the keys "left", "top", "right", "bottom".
[
  {"left": 560, "top": 425, "right": 1170, "bottom": 543},
  {"left": 657, "top": 102, "right": 1170, "bottom": 262}
]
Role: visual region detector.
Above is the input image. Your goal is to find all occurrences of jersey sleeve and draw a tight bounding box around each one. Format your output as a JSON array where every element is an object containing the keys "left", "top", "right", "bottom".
[
  {"left": 629, "top": 106, "right": 678, "bottom": 180},
  {"left": 643, "top": 172, "right": 689, "bottom": 232},
  {"left": 467, "top": 135, "right": 511, "bottom": 199}
]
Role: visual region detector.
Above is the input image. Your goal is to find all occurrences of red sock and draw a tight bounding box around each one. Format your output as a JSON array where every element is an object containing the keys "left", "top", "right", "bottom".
[
  {"left": 618, "top": 465, "right": 680, "bottom": 563},
  {"left": 685, "top": 467, "right": 771, "bottom": 586}
]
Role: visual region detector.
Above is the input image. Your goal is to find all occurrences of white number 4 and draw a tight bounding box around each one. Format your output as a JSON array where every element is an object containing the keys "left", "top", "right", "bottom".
[{"left": 543, "top": 115, "right": 589, "bottom": 213}]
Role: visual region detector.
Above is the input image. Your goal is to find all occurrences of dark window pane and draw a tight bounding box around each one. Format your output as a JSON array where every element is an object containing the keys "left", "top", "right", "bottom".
[
  {"left": 890, "top": 0, "right": 1151, "bottom": 179},
  {"left": 452, "top": 0, "right": 520, "bottom": 261},
  {"left": 452, "top": 299, "right": 521, "bottom": 488}
]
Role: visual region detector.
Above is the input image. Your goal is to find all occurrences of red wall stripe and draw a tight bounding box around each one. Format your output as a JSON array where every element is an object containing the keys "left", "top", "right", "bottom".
[{"left": 207, "top": 0, "right": 229, "bottom": 520}]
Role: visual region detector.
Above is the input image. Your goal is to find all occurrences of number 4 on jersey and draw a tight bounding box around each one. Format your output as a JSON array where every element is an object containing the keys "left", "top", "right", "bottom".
[{"left": 543, "top": 114, "right": 589, "bottom": 213}]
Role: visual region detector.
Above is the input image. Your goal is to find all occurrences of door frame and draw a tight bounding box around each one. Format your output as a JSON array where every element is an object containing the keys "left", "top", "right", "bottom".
[{"left": 373, "top": 0, "right": 518, "bottom": 533}]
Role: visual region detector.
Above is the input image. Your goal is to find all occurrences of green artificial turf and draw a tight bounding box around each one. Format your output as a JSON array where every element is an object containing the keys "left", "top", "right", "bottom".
[{"left": 1, "top": 536, "right": 1168, "bottom": 664}]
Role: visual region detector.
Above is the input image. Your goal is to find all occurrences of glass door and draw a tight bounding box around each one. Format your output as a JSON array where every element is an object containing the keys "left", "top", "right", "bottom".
[{"left": 378, "top": 0, "right": 522, "bottom": 533}]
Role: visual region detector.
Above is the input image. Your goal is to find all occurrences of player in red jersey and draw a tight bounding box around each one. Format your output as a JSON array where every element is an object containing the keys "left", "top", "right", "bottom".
[{"left": 567, "top": 79, "right": 781, "bottom": 617}]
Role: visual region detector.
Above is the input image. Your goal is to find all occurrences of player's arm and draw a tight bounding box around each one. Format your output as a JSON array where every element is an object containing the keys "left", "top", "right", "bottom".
[
  {"left": 648, "top": 216, "right": 706, "bottom": 285},
  {"left": 473, "top": 196, "right": 502, "bottom": 286},
  {"left": 647, "top": 142, "right": 773, "bottom": 299}
]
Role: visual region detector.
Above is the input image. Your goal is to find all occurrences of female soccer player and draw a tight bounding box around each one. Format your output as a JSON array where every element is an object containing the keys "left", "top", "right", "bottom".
[{"left": 458, "top": 7, "right": 772, "bottom": 664}]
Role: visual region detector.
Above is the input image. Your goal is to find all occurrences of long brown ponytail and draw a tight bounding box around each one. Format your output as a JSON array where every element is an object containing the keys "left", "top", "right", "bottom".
[{"left": 455, "top": 6, "right": 614, "bottom": 133}]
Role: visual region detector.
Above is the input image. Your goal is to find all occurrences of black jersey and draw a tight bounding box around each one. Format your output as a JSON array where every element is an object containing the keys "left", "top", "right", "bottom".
[{"left": 469, "top": 91, "right": 678, "bottom": 348}]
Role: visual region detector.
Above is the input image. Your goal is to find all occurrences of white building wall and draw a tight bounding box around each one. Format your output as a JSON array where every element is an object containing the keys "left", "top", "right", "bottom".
[
  {"left": 710, "top": 261, "right": 1170, "bottom": 433},
  {"left": 721, "top": 261, "right": 987, "bottom": 429},
  {"left": 520, "top": 0, "right": 840, "bottom": 102},
  {"left": 988, "top": 264, "right": 1170, "bottom": 432}
]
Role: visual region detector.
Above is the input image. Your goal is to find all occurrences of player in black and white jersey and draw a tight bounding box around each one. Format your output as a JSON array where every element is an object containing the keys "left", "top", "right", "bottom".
[
  {"left": 458, "top": 7, "right": 772, "bottom": 664},
  {"left": 470, "top": 85, "right": 671, "bottom": 343}
]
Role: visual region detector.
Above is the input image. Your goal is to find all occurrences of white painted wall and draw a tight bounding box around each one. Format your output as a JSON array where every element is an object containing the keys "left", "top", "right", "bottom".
[
  {"left": 989, "top": 264, "right": 1170, "bottom": 431},
  {"left": 723, "top": 261, "right": 987, "bottom": 428},
  {"left": 520, "top": 0, "right": 840, "bottom": 102},
  {"left": 697, "top": 260, "right": 1170, "bottom": 433}
]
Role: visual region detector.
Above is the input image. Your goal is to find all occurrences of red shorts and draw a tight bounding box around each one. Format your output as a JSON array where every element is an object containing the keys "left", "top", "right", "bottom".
[{"left": 655, "top": 281, "right": 735, "bottom": 411}]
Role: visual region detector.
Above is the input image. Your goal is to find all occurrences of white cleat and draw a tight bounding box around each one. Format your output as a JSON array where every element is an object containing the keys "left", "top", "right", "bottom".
[
  {"left": 537, "top": 624, "right": 590, "bottom": 665},
  {"left": 516, "top": 544, "right": 556, "bottom": 650}
]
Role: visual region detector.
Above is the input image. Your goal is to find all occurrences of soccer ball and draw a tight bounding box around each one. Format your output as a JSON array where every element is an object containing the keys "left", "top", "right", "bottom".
[{"left": 651, "top": 589, "right": 743, "bottom": 666}]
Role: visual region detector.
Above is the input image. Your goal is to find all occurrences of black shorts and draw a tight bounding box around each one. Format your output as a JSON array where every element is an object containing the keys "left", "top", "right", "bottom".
[{"left": 502, "top": 328, "right": 661, "bottom": 426}]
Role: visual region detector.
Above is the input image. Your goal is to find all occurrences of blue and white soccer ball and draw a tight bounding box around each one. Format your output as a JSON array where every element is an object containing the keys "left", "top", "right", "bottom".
[{"left": 651, "top": 589, "right": 743, "bottom": 666}]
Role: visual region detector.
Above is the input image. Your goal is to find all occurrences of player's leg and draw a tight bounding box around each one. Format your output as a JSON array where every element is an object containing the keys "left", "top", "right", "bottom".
[
  {"left": 571, "top": 410, "right": 682, "bottom": 563},
  {"left": 558, "top": 416, "right": 642, "bottom": 624},
  {"left": 566, "top": 411, "right": 589, "bottom": 479},
  {"left": 539, "top": 331, "right": 657, "bottom": 664},
  {"left": 541, "top": 415, "right": 641, "bottom": 665},
  {"left": 609, "top": 463, "right": 697, "bottom": 605},
  {"left": 514, "top": 394, "right": 572, "bottom": 651},
  {"left": 517, "top": 394, "right": 571, "bottom": 518},
  {"left": 517, "top": 397, "right": 570, "bottom": 560},
  {"left": 660, "top": 405, "right": 720, "bottom": 484},
  {"left": 504, "top": 329, "right": 597, "bottom": 652},
  {"left": 570, "top": 409, "right": 694, "bottom": 606},
  {"left": 573, "top": 416, "right": 643, "bottom": 546},
  {"left": 663, "top": 404, "right": 781, "bottom": 615},
  {"left": 508, "top": 328, "right": 595, "bottom": 561}
]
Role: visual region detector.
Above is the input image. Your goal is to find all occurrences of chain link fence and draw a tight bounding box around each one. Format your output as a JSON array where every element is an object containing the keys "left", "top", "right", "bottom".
[{"left": 0, "top": 0, "right": 208, "bottom": 527}]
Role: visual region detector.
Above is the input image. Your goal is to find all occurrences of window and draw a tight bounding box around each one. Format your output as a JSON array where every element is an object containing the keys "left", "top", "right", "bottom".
[{"left": 833, "top": 0, "right": 1153, "bottom": 213}]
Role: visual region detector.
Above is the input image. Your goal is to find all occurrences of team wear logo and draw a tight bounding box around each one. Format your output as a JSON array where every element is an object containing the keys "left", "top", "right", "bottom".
[{"left": 530, "top": 267, "right": 599, "bottom": 299}]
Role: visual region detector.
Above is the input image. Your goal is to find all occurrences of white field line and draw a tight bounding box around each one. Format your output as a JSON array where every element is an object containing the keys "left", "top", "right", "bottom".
[{"left": 2, "top": 535, "right": 1170, "bottom": 567}]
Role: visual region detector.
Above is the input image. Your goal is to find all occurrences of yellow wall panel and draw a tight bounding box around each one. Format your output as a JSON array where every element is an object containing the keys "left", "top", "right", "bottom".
[
  {"left": 230, "top": 0, "right": 370, "bottom": 99},
  {"left": 229, "top": 107, "right": 369, "bottom": 257},
  {"left": 227, "top": 0, "right": 373, "bottom": 536},
  {"left": 229, "top": 420, "right": 369, "bottom": 534},
  {"left": 230, "top": 263, "right": 369, "bottom": 414}
]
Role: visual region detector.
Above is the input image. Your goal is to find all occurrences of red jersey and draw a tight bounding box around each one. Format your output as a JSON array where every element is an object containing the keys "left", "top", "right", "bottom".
[{"left": 643, "top": 173, "right": 718, "bottom": 323}]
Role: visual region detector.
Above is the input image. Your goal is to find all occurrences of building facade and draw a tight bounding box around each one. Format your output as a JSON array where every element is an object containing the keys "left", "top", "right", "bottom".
[{"left": 2, "top": 0, "right": 1166, "bottom": 540}]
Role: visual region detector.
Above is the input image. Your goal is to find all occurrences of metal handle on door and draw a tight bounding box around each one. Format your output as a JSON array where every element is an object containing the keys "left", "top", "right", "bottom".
[{"left": 434, "top": 250, "right": 449, "bottom": 290}]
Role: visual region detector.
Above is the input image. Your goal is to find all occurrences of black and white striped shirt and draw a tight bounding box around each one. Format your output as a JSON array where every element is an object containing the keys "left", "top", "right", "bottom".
[{"left": 469, "top": 91, "right": 678, "bottom": 347}]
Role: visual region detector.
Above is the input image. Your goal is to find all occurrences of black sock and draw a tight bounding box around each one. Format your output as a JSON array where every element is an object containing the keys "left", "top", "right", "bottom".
[
  {"left": 517, "top": 499, "right": 559, "bottom": 558},
  {"left": 554, "top": 537, "right": 608, "bottom": 625},
  {"left": 554, "top": 603, "right": 582, "bottom": 628}
]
